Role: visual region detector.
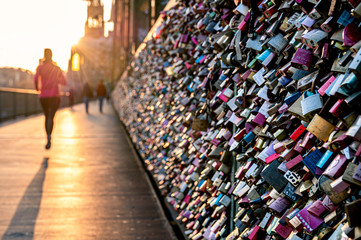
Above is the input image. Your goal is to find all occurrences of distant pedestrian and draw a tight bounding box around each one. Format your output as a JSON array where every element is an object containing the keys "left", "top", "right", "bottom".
[
  {"left": 81, "top": 82, "right": 93, "bottom": 114},
  {"left": 34, "top": 48, "right": 66, "bottom": 149},
  {"left": 96, "top": 79, "right": 107, "bottom": 113},
  {"left": 68, "top": 87, "right": 75, "bottom": 109}
]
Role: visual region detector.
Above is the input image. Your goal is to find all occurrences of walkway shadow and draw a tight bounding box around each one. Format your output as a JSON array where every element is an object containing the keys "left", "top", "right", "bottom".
[{"left": 1, "top": 157, "right": 48, "bottom": 240}]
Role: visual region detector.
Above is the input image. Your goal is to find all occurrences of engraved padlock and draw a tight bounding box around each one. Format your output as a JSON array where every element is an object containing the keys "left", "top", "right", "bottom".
[
  {"left": 267, "top": 33, "right": 288, "bottom": 53},
  {"left": 301, "top": 90, "right": 323, "bottom": 117},
  {"left": 349, "top": 48, "right": 361, "bottom": 76},
  {"left": 346, "top": 115, "right": 361, "bottom": 140},
  {"left": 343, "top": 23, "right": 361, "bottom": 47},
  {"left": 307, "top": 114, "right": 336, "bottom": 141},
  {"left": 302, "top": 29, "right": 328, "bottom": 49},
  {"left": 291, "top": 48, "right": 313, "bottom": 71}
]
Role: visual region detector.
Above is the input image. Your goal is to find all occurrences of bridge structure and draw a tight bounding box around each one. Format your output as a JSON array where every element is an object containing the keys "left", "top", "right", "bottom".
[{"left": 0, "top": 1, "right": 184, "bottom": 239}]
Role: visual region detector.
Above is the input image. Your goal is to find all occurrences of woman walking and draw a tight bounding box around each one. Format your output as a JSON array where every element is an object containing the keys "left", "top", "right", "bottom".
[{"left": 34, "top": 48, "right": 67, "bottom": 149}]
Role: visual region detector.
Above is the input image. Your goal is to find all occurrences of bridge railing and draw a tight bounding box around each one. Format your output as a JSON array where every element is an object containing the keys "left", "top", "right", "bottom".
[{"left": 0, "top": 87, "right": 73, "bottom": 122}]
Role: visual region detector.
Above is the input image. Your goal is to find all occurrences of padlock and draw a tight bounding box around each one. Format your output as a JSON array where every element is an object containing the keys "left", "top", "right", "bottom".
[
  {"left": 261, "top": 160, "right": 289, "bottom": 193},
  {"left": 330, "top": 176, "right": 350, "bottom": 193},
  {"left": 323, "top": 154, "right": 347, "bottom": 179},
  {"left": 349, "top": 48, "right": 361, "bottom": 77},
  {"left": 320, "top": 42, "right": 331, "bottom": 61},
  {"left": 328, "top": 133, "right": 354, "bottom": 152},
  {"left": 301, "top": 91, "right": 323, "bottom": 117},
  {"left": 219, "top": 86, "right": 234, "bottom": 103},
  {"left": 343, "top": 162, "right": 361, "bottom": 186},
  {"left": 269, "top": 197, "right": 290, "bottom": 216},
  {"left": 337, "top": 10, "right": 355, "bottom": 26},
  {"left": 320, "top": 16, "right": 335, "bottom": 32},
  {"left": 252, "top": 112, "right": 266, "bottom": 127},
  {"left": 292, "top": 139, "right": 304, "bottom": 154},
  {"left": 297, "top": 70, "right": 319, "bottom": 92},
  {"left": 345, "top": 199, "right": 361, "bottom": 227},
  {"left": 299, "top": 180, "right": 313, "bottom": 194},
  {"left": 318, "top": 75, "right": 336, "bottom": 96},
  {"left": 233, "top": 181, "right": 250, "bottom": 197},
  {"left": 338, "top": 50, "right": 353, "bottom": 67},
  {"left": 339, "top": 72, "right": 360, "bottom": 96},
  {"left": 290, "top": 69, "right": 308, "bottom": 81},
  {"left": 267, "top": 33, "right": 288, "bottom": 53},
  {"left": 289, "top": 124, "right": 306, "bottom": 141},
  {"left": 275, "top": 222, "right": 293, "bottom": 239},
  {"left": 261, "top": 52, "right": 277, "bottom": 70},
  {"left": 352, "top": 162, "right": 361, "bottom": 182},
  {"left": 238, "top": 12, "right": 250, "bottom": 31},
  {"left": 331, "top": 56, "right": 351, "bottom": 73},
  {"left": 301, "top": 29, "right": 328, "bottom": 49},
  {"left": 278, "top": 62, "right": 292, "bottom": 77},
  {"left": 307, "top": 114, "right": 336, "bottom": 142},
  {"left": 288, "top": 96, "right": 307, "bottom": 121},
  {"left": 278, "top": 76, "right": 292, "bottom": 87},
  {"left": 343, "top": 23, "right": 361, "bottom": 47},
  {"left": 283, "top": 183, "right": 302, "bottom": 203},
  {"left": 280, "top": 148, "right": 296, "bottom": 161},
  {"left": 302, "top": 148, "right": 324, "bottom": 176},
  {"left": 309, "top": 0, "right": 329, "bottom": 19},
  {"left": 319, "top": 176, "right": 349, "bottom": 205},
  {"left": 307, "top": 200, "right": 327, "bottom": 217},
  {"left": 273, "top": 129, "right": 287, "bottom": 141},
  {"left": 316, "top": 150, "right": 336, "bottom": 175},
  {"left": 352, "top": 2, "right": 361, "bottom": 17},
  {"left": 291, "top": 48, "right": 313, "bottom": 71},
  {"left": 296, "top": 206, "right": 324, "bottom": 233},
  {"left": 345, "top": 91, "right": 361, "bottom": 110},
  {"left": 233, "top": 3, "right": 249, "bottom": 16},
  {"left": 284, "top": 170, "right": 303, "bottom": 187},
  {"left": 285, "top": 155, "right": 304, "bottom": 171}
]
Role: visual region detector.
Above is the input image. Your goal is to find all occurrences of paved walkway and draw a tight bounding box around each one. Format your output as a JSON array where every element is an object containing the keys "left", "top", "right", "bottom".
[{"left": 0, "top": 101, "right": 177, "bottom": 240}]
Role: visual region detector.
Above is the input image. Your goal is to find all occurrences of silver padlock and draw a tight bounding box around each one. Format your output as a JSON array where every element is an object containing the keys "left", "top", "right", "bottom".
[
  {"left": 301, "top": 29, "right": 328, "bottom": 49},
  {"left": 301, "top": 90, "right": 323, "bottom": 116},
  {"left": 349, "top": 48, "right": 361, "bottom": 76},
  {"left": 267, "top": 33, "right": 288, "bottom": 53},
  {"left": 346, "top": 115, "right": 361, "bottom": 141}
]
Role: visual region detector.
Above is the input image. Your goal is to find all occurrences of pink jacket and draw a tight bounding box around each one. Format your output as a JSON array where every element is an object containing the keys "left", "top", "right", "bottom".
[{"left": 34, "top": 62, "right": 66, "bottom": 98}]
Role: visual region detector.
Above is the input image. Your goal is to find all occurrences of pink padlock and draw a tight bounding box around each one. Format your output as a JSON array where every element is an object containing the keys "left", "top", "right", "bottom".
[{"left": 252, "top": 112, "right": 266, "bottom": 127}]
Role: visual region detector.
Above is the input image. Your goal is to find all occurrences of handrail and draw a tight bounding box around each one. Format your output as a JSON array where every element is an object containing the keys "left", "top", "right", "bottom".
[
  {"left": 0, "top": 87, "right": 39, "bottom": 95},
  {"left": 0, "top": 87, "right": 75, "bottom": 122},
  {"left": 0, "top": 87, "right": 70, "bottom": 96}
]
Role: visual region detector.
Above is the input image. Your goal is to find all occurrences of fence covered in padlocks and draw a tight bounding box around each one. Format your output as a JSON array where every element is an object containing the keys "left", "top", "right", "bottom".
[{"left": 112, "top": 0, "right": 361, "bottom": 239}]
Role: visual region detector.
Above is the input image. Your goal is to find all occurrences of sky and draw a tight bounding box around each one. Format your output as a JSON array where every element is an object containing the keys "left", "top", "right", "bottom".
[{"left": 0, "top": 0, "right": 112, "bottom": 73}]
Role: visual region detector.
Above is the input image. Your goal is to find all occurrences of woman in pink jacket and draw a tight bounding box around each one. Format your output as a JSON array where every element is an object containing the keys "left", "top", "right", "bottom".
[{"left": 34, "top": 48, "right": 67, "bottom": 149}]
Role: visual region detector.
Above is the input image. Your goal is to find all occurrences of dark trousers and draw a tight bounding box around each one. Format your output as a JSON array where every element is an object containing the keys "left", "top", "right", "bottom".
[
  {"left": 98, "top": 97, "right": 104, "bottom": 112},
  {"left": 83, "top": 97, "right": 89, "bottom": 113},
  {"left": 40, "top": 97, "right": 60, "bottom": 135}
]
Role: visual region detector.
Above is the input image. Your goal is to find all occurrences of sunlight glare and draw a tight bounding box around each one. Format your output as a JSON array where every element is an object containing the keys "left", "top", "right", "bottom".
[{"left": 0, "top": 0, "right": 113, "bottom": 72}]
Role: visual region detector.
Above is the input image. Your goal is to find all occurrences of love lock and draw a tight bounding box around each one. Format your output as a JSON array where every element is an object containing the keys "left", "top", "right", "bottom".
[
  {"left": 192, "top": 110, "right": 208, "bottom": 132},
  {"left": 301, "top": 90, "right": 323, "bottom": 117}
]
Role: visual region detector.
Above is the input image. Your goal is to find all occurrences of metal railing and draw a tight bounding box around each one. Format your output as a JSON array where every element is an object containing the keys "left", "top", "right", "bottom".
[{"left": 0, "top": 87, "right": 75, "bottom": 122}]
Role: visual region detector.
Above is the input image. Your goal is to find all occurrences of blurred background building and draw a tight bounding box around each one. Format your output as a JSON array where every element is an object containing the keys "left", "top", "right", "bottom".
[{"left": 68, "top": 0, "right": 168, "bottom": 95}]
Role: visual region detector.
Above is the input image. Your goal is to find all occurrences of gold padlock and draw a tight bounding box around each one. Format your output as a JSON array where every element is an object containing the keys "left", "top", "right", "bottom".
[{"left": 307, "top": 114, "right": 336, "bottom": 142}]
